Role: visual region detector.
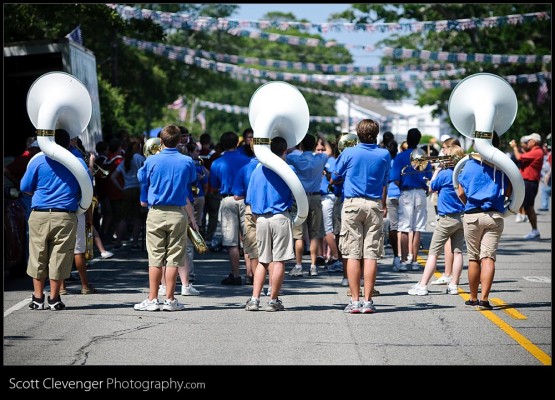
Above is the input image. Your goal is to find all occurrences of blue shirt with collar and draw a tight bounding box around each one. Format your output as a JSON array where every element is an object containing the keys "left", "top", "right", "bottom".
[
  {"left": 137, "top": 147, "right": 196, "bottom": 206},
  {"left": 391, "top": 148, "right": 432, "bottom": 190},
  {"left": 332, "top": 143, "right": 390, "bottom": 199},
  {"left": 458, "top": 159, "right": 509, "bottom": 213},
  {"left": 246, "top": 164, "right": 294, "bottom": 215},
  {"left": 319, "top": 156, "right": 336, "bottom": 194},
  {"left": 430, "top": 168, "right": 464, "bottom": 215},
  {"left": 209, "top": 150, "right": 251, "bottom": 195},
  {"left": 232, "top": 158, "right": 260, "bottom": 203},
  {"left": 387, "top": 158, "right": 401, "bottom": 198},
  {"left": 286, "top": 150, "right": 328, "bottom": 193},
  {"left": 21, "top": 154, "right": 89, "bottom": 211}
]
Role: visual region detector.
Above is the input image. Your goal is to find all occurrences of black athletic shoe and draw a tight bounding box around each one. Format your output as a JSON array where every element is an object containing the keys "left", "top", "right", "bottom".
[
  {"left": 221, "top": 274, "right": 242, "bottom": 285},
  {"left": 477, "top": 300, "right": 493, "bottom": 310},
  {"left": 47, "top": 295, "right": 66, "bottom": 311},
  {"left": 465, "top": 299, "right": 479, "bottom": 306},
  {"left": 28, "top": 294, "right": 45, "bottom": 310}
]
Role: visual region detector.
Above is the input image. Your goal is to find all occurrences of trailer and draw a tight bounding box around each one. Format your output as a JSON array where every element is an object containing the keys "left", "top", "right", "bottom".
[{"left": 4, "top": 38, "right": 102, "bottom": 158}]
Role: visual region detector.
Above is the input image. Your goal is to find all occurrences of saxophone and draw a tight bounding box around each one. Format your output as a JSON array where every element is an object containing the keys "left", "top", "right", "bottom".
[
  {"left": 187, "top": 225, "right": 209, "bottom": 254},
  {"left": 85, "top": 196, "right": 98, "bottom": 260}
]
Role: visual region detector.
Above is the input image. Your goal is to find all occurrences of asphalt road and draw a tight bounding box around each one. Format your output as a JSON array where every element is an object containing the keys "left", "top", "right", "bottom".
[{"left": 2, "top": 196, "right": 551, "bottom": 392}]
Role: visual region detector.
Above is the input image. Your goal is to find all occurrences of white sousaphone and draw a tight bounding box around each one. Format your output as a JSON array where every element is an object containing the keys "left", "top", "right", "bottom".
[
  {"left": 449, "top": 72, "right": 524, "bottom": 217},
  {"left": 248, "top": 81, "right": 310, "bottom": 226},
  {"left": 26, "top": 71, "right": 93, "bottom": 215}
]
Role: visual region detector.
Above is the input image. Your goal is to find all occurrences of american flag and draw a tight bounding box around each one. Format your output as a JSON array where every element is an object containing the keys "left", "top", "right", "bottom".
[
  {"left": 196, "top": 111, "right": 206, "bottom": 130},
  {"left": 537, "top": 79, "right": 549, "bottom": 106},
  {"left": 65, "top": 25, "right": 83, "bottom": 45}
]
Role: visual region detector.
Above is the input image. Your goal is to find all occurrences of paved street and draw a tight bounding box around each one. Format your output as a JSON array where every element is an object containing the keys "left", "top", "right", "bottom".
[{"left": 3, "top": 197, "right": 551, "bottom": 388}]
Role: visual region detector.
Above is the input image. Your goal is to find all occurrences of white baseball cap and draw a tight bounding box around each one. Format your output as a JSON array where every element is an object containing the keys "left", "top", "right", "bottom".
[{"left": 440, "top": 134, "right": 451, "bottom": 143}]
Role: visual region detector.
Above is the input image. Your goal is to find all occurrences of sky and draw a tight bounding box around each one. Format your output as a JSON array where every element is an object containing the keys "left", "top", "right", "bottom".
[{"left": 232, "top": 3, "right": 391, "bottom": 67}]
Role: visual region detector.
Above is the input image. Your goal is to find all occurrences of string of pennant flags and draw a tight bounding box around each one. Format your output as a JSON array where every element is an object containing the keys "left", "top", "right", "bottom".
[
  {"left": 107, "top": 4, "right": 549, "bottom": 34},
  {"left": 123, "top": 37, "right": 466, "bottom": 78},
  {"left": 122, "top": 36, "right": 551, "bottom": 90},
  {"left": 168, "top": 97, "right": 344, "bottom": 124}
]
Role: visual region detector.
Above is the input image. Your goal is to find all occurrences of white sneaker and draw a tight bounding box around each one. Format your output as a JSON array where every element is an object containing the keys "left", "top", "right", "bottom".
[
  {"left": 181, "top": 284, "right": 200, "bottom": 296},
  {"left": 524, "top": 230, "right": 540, "bottom": 240},
  {"left": 100, "top": 251, "right": 114, "bottom": 259},
  {"left": 515, "top": 213, "right": 523, "bottom": 222},
  {"left": 309, "top": 265, "right": 318, "bottom": 276},
  {"left": 408, "top": 283, "right": 428, "bottom": 296},
  {"left": 340, "top": 278, "right": 349, "bottom": 287},
  {"left": 158, "top": 285, "right": 167, "bottom": 296},
  {"left": 445, "top": 284, "right": 459, "bottom": 295},
  {"left": 411, "top": 262, "right": 420, "bottom": 271},
  {"left": 406, "top": 254, "right": 413, "bottom": 264},
  {"left": 289, "top": 265, "right": 303, "bottom": 277},
  {"left": 431, "top": 274, "right": 451, "bottom": 285},
  {"left": 162, "top": 298, "right": 185, "bottom": 311},
  {"left": 134, "top": 298, "right": 161, "bottom": 311}
]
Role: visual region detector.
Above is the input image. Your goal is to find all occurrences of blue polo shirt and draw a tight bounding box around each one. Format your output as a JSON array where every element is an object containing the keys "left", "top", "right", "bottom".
[
  {"left": 387, "top": 158, "right": 401, "bottom": 198},
  {"left": 246, "top": 165, "right": 294, "bottom": 215},
  {"left": 391, "top": 148, "right": 432, "bottom": 190},
  {"left": 430, "top": 168, "right": 464, "bottom": 215},
  {"left": 332, "top": 143, "right": 390, "bottom": 199},
  {"left": 209, "top": 150, "right": 251, "bottom": 195},
  {"left": 319, "top": 156, "right": 336, "bottom": 194},
  {"left": 286, "top": 151, "right": 328, "bottom": 193},
  {"left": 458, "top": 159, "right": 509, "bottom": 213},
  {"left": 232, "top": 158, "right": 260, "bottom": 203},
  {"left": 21, "top": 154, "right": 88, "bottom": 211},
  {"left": 137, "top": 148, "right": 196, "bottom": 206}
]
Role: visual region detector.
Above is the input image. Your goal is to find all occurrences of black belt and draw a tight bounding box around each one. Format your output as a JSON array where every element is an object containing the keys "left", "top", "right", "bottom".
[
  {"left": 400, "top": 187, "right": 425, "bottom": 191},
  {"left": 221, "top": 194, "right": 234, "bottom": 198},
  {"left": 465, "top": 208, "right": 493, "bottom": 214},
  {"left": 306, "top": 192, "right": 321, "bottom": 196},
  {"left": 33, "top": 208, "right": 74, "bottom": 213}
]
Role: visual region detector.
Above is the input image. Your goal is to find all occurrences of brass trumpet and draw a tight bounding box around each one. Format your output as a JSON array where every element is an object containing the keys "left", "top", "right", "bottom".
[
  {"left": 74, "top": 144, "right": 109, "bottom": 178},
  {"left": 401, "top": 148, "right": 461, "bottom": 175}
]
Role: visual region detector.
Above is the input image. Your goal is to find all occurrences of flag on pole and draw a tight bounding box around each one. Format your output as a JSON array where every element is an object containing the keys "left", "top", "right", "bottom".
[
  {"left": 537, "top": 78, "right": 548, "bottom": 106},
  {"left": 65, "top": 25, "right": 83, "bottom": 45},
  {"left": 196, "top": 110, "right": 206, "bottom": 130},
  {"left": 179, "top": 106, "right": 188, "bottom": 122}
]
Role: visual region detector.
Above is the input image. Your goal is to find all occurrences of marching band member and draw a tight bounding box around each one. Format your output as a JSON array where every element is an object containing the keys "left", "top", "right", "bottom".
[
  {"left": 457, "top": 133, "right": 511, "bottom": 310},
  {"left": 134, "top": 125, "right": 197, "bottom": 311},
  {"left": 330, "top": 119, "right": 390, "bottom": 314},
  {"left": 21, "top": 129, "right": 88, "bottom": 310}
]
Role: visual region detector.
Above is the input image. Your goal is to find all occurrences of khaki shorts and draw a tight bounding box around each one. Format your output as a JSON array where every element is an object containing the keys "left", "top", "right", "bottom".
[
  {"left": 428, "top": 214, "right": 465, "bottom": 256},
  {"left": 243, "top": 205, "right": 258, "bottom": 258},
  {"left": 27, "top": 210, "right": 77, "bottom": 280},
  {"left": 339, "top": 197, "right": 383, "bottom": 260},
  {"left": 146, "top": 206, "right": 188, "bottom": 267},
  {"left": 292, "top": 194, "right": 325, "bottom": 240},
  {"left": 193, "top": 196, "right": 205, "bottom": 227},
  {"left": 219, "top": 196, "right": 245, "bottom": 247},
  {"left": 256, "top": 212, "right": 295, "bottom": 264},
  {"left": 333, "top": 196, "right": 343, "bottom": 235},
  {"left": 74, "top": 212, "right": 86, "bottom": 254},
  {"left": 463, "top": 211, "right": 504, "bottom": 261}
]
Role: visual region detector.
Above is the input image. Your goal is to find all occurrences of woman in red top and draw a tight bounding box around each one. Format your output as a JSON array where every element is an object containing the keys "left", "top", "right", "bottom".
[{"left": 509, "top": 133, "right": 545, "bottom": 239}]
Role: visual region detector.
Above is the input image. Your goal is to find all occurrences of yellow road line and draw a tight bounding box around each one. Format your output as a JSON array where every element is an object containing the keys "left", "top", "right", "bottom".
[{"left": 459, "top": 293, "right": 551, "bottom": 365}]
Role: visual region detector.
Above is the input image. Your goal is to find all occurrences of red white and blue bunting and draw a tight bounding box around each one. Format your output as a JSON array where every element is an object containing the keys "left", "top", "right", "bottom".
[
  {"left": 122, "top": 37, "right": 551, "bottom": 90},
  {"left": 108, "top": 4, "right": 549, "bottom": 34}
]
